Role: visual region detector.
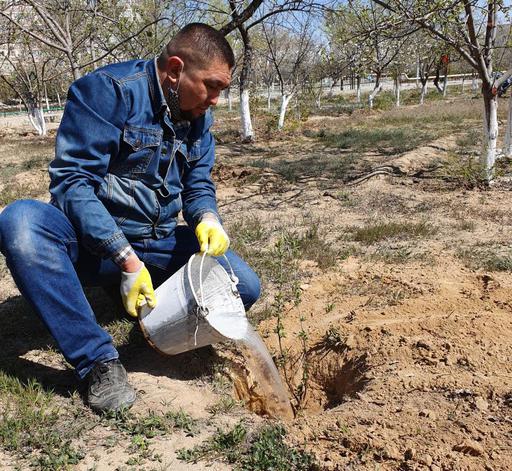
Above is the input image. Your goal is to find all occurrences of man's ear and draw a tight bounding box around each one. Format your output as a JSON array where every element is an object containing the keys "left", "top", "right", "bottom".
[{"left": 167, "top": 56, "right": 184, "bottom": 87}]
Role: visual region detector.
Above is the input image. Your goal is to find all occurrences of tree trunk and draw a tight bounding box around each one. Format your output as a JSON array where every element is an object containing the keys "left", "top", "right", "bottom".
[
  {"left": 227, "top": 87, "right": 232, "bottom": 112},
  {"left": 328, "top": 79, "right": 336, "bottom": 97},
  {"left": 420, "top": 80, "right": 428, "bottom": 105},
  {"left": 44, "top": 82, "right": 50, "bottom": 111},
  {"left": 278, "top": 93, "right": 293, "bottom": 129},
  {"left": 461, "top": 76, "right": 465, "bottom": 93},
  {"left": 28, "top": 106, "right": 46, "bottom": 136},
  {"left": 57, "top": 91, "right": 61, "bottom": 107},
  {"left": 356, "top": 75, "right": 361, "bottom": 103},
  {"left": 434, "top": 66, "right": 443, "bottom": 93},
  {"left": 240, "top": 89, "right": 254, "bottom": 142},
  {"left": 238, "top": 26, "right": 254, "bottom": 142},
  {"left": 368, "top": 73, "right": 382, "bottom": 109},
  {"left": 443, "top": 72, "right": 448, "bottom": 97},
  {"left": 416, "top": 58, "right": 420, "bottom": 88},
  {"left": 481, "top": 88, "right": 499, "bottom": 181},
  {"left": 504, "top": 92, "right": 512, "bottom": 158},
  {"left": 472, "top": 74, "right": 478, "bottom": 92},
  {"left": 395, "top": 75, "right": 401, "bottom": 107},
  {"left": 267, "top": 84, "right": 272, "bottom": 110}
]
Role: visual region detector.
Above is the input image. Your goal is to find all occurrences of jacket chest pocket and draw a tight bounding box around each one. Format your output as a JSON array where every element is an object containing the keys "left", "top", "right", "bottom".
[{"left": 121, "top": 126, "right": 162, "bottom": 174}]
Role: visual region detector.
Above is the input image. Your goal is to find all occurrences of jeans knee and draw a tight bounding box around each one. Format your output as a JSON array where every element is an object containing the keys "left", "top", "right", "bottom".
[
  {"left": 240, "top": 268, "right": 261, "bottom": 310},
  {"left": 0, "top": 200, "right": 46, "bottom": 258}
]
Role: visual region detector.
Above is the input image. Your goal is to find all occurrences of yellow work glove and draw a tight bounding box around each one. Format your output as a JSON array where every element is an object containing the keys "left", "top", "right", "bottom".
[
  {"left": 120, "top": 262, "right": 156, "bottom": 317},
  {"left": 195, "top": 214, "right": 230, "bottom": 256}
]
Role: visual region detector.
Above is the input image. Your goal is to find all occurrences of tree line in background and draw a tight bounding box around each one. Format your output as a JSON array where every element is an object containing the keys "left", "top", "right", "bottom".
[{"left": 0, "top": 0, "right": 511, "bottom": 182}]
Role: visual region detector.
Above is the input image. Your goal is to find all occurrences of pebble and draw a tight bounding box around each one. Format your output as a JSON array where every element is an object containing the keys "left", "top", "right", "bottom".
[
  {"left": 474, "top": 397, "right": 489, "bottom": 411},
  {"left": 418, "top": 454, "right": 433, "bottom": 466},
  {"left": 404, "top": 447, "right": 416, "bottom": 460},
  {"left": 430, "top": 465, "right": 441, "bottom": 471},
  {"left": 453, "top": 440, "right": 484, "bottom": 456},
  {"left": 382, "top": 445, "right": 401, "bottom": 460},
  {"left": 419, "top": 409, "right": 437, "bottom": 420}
]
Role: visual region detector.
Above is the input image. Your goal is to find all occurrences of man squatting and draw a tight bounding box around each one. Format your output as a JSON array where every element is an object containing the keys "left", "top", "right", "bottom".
[{"left": 0, "top": 23, "right": 260, "bottom": 412}]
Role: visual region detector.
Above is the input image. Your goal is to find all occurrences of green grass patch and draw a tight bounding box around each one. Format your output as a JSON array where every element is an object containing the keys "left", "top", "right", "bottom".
[
  {"left": 0, "top": 372, "right": 85, "bottom": 469},
  {"left": 456, "top": 246, "right": 512, "bottom": 272},
  {"left": 351, "top": 221, "right": 437, "bottom": 245},
  {"left": 365, "top": 246, "right": 428, "bottom": 264},
  {"left": 0, "top": 181, "right": 48, "bottom": 207},
  {"left": 177, "top": 422, "right": 316, "bottom": 470},
  {"left": 249, "top": 152, "right": 358, "bottom": 183},
  {"left": 312, "top": 127, "right": 434, "bottom": 156}
]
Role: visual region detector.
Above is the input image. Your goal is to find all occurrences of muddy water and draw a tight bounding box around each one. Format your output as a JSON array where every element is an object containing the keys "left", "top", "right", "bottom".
[{"left": 233, "top": 327, "right": 295, "bottom": 421}]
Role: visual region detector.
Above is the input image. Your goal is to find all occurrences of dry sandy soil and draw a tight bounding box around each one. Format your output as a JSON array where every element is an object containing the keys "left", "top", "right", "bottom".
[{"left": 1, "top": 96, "right": 512, "bottom": 470}]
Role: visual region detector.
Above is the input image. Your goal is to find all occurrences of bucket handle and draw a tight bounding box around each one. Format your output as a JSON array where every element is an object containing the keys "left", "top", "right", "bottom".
[{"left": 187, "top": 252, "right": 239, "bottom": 346}]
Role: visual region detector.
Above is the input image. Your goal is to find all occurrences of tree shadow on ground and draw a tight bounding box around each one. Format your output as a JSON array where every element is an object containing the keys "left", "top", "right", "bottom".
[{"left": 0, "top": 288, "right": 224, "bottom": 398}]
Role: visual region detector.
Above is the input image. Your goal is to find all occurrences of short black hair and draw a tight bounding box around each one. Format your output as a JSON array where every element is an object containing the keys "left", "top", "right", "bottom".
[{"left": 159, "top": 23, "right": 235, "bottom": 70}]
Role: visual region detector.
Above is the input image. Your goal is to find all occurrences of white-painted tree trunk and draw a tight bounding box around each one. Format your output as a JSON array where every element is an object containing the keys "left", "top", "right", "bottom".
[
  {"left": 368, "top": 84, "right": 382, "bottom": 109},
  {"left": 278, "top": 93, "right": 293, "bottom": 129},
  {"left": 503, "top": 93, "right": 512, "bottom": 157},
  {"left": 356, "top": 76, "right": 361, "bottom": 103},
  {"left": 226, "top": 87, "right": 232, "bottom": 112},
  {"left": 395, "top": 76, "right": 401, "bottom": 107},
  {"left": 44, "top": 83, "right": 50, "bottom": 111},
  {"left": 28, "top": 106, "right": 46, "bottom": 136},
  {"left": 481, "top": 93, "right": 498, "bottom": 181},
  {"left": 472, "top": 75, "right": 478, "bottom": 92},
  {"left": 57, "top": 91, "right": 61, "bottom": 107},
  {"left": 443, "top": 74, "right": 448, "bottom": 97},
  {"left": 267, "top": 85, "right": 272, "bottom": 110},
  {"left": 240, "top": 89, "right": 254, "bottom": 141},
  {"left": 328, "top": 80, "right": 336, "bottom": 97},
  {"left": 420, "top": 82, "right": 428, "bottom": 104}
]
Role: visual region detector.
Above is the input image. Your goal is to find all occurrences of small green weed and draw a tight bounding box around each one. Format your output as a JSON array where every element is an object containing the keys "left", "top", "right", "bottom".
[
  {"left": 103, "top": 408, "right": 199, "bottom": 438},
  {"left": 444, "top": 153, "right": 488, "bottom": 189},
  {"left": 318, "top": 326, "right": 347, "bottom": 353},
  {"left": 106, "top": 319, "right": 135, "bottom": 347},
  {"left": 295, "top": 226, "right": 344, "bottom": 270},
  {"left": 177, "top": 422, "right": 316, "bottom": 470},
  {"left": 206, "top": 395, "right": 241, "bottom": 416},
  {"left": 352, "top": 221, "right": 437, "bottom": 245}
]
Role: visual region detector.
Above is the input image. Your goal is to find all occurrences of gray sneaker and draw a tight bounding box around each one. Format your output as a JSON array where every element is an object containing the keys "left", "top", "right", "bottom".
[{"left": 87, "top": 359, "right": 136, "bottom": 413}]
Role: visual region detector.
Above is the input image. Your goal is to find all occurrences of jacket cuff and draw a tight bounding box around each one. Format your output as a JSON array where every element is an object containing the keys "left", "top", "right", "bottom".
[{"left": 90, "top": 231, "right": 131, "bottom": 259}]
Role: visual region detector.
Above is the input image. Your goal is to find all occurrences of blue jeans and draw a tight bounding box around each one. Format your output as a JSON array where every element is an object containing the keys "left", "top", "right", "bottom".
[{"left": 0, "top": 200, "right": 260, "bottom": 379}]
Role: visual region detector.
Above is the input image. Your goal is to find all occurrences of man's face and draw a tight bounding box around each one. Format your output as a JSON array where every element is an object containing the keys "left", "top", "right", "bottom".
[{"left": 177, "top": 59, "right": 231, "bottom": 120}]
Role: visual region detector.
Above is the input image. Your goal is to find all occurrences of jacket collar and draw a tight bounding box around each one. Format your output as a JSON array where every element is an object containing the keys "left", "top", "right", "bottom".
[{"left": 147, "top": 58, "right": 168, "bottom": 118}]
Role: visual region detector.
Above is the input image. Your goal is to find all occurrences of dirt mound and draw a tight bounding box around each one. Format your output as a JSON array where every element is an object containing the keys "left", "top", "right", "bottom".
[{"left": 244, "top": 257, "right": 512, "bottom": 469}]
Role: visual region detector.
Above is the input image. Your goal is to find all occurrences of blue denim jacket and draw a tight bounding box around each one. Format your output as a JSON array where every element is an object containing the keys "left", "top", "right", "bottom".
[{"left": 49, "top": 59, "right": 218, "bottom": 259}]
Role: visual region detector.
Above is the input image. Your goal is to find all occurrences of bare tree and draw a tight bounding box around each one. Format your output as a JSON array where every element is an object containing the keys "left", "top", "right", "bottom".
[
  {"left": 369, "top": 0, "right": 512, "bottom": 180},
  {"left": 262, "top": 16, "right": 316, "bottom": 129},
  {"left": 208, "top": 0, "right": 330, "bottom": 141},
  {"left": 0, "top": 0, "right": 172, "bottom": 80}
]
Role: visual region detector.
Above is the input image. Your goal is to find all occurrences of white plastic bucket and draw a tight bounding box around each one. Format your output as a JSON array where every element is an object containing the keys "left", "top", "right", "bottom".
[{"left": 138, "top": 253, "right": 250, "bottom": 356}]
